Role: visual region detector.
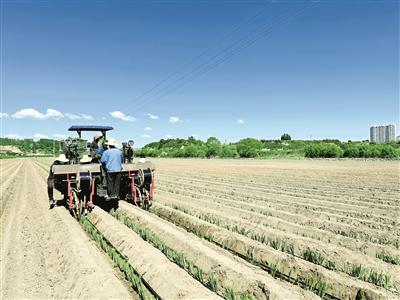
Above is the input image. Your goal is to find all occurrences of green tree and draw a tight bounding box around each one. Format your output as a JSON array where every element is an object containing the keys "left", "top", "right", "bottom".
[
  {"left": 236, "top": 138, "right": 262, "bottom": 158},
  {"left": 281, "top": 133, "right": 291, "bottom": 141},
  {"left": 380, "top": 145, "right": 397, "bottom": 158},
  {"left": 304, "top": 144, "right": 322, "bottom": 158},
  {"left": 220, "top": 144, "right": 238, "bottom": 158},
  {"left": 320, "top": 144, "right": 343, "bottom": 158},
  {"left": 343, "top": 144, "right": 359, "bottom": 158},
  {"left": 206, "top": 137, "right": 221, "bottom": 158}
]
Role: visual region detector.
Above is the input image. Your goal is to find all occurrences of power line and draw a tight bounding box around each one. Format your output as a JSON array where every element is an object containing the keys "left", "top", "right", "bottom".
[
  {"left": 125, "top": 5, "right": 271, "bottom": 110},
  {"left": 132, "top": 2, "right": 317, "bottom": 112},
  {"left": 132, "top": 4, "right": 294, "bottom": 110}
]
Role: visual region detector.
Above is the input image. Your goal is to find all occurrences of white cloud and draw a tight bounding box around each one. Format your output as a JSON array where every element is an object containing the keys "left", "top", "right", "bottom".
[
  {"left": 53, "top": 134, "right": 66, "bottom": 140},
  {"left": 4, "top": 134, "right": 23, "bottom": 139},
  {"left": 12, "top": 108, "right": 43, "bottom": 119},
  {"left": 110, "top": 111, "right": 136, "bottom": 122},
  {"left": 46, "top": 109, "right": 64, "bottom": 119},
  {"left": 34, "top": 133, "right": 49, "bottom": 140},
  {"left": 101, "top": 116, "right": 106, "bottom": 120},
  {"left": 144, "top": 126, "right": 152, "bottom": 131},
  {"left": 141, "top": 134, "right": 151, "bottom": 138},
  {"left": 65, "top": 113, "right": 81, "bottom": 120},
  {"left": 81, "top": 114, "right": 94, "bottom": 121},
  {"left": 146, "top": 113, "right": 159, "bottom": 120},
  {"left": 11, "top": 108, "right": 64, "bottom": 120},
  {"left": 0, "top": 112, "right": 9, "bottom": 118},
  {"left": 192, "top": 134, "right": 200, "bottom": 138},
  {"left": 9, "top": 108, "right": 93, "bottom": 121},
  {"left": 165, "top": 134, "right": 174, "bottom": 138},
  {"left": 169, "top": 116, "right": 182, "bottom": 124},
  {"left": 65, "top": 113, "right": 94, "bottom": 120},
  {"left": 237, "top": 119, "right": 244, "bottom": 124}
]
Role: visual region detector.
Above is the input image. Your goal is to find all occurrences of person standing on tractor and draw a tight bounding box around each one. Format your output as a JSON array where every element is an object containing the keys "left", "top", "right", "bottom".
[
  {"left": 101, "top": 138, "right": 124, "bottom": 199},
  {"left": 48, "top": 154, "right": 69, "bottom": 208},
  {"left": 91, "top": 133, "right": 106, "bottom": 162}
]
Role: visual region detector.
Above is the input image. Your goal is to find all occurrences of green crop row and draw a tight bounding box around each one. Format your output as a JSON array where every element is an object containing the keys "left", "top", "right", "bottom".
[
  {"left": 110, "top": 209, "right": 253, "bottom": 300},
  {"left": 376, "top": 251, "right": 400, "bottom": 265},
  {"left": 152, "top": 206, "right": 329, "bottom": 298},
  {"left": 167, "top": 203, "right": 396, "bottom": 291},
  {"left": 161, "top": 185, "right": 398, "bottom": 248},
  {"left": 347, "top": 264, "right": 393, "bottom": 288},
  {"left": 80, "top": 217, "right": 153, "bottom": 300}
]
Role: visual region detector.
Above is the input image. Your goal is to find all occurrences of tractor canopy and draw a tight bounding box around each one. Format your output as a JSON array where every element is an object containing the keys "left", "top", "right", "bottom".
[{"left": 68, "top": 125, "right": 113, "bottom": 138}]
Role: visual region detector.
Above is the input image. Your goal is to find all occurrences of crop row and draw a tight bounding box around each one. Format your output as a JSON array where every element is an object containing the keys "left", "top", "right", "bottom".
[
  {"left": 150, "top": 202, "right": 398, "bottom": 299},
  {"left": 163, "top": 200, "right": 399, "bottom": 290},
  {"left": 160, "top": 167, "right": 398, "bottom": 204},
  {"left": 157, "top": 184, "right": 399, "bottom": 248},
  {"left": 86, "top": 208, "right": 220, "bottom": 299},
  {"left": 157, "top": 176, "right": 397, "bottom": 228},
  {"left": 114, "top": 203, "right": 319, "bottom": 300},
  {"left": 159, "top": 171, "right": 398, "bottom": 207},
  {"left": 110, "top": 209, "right": 255, "bottom": 300},
  {"left": 159, "top": 192, "right": 400, "bottom": 265},
  {"left": 80, "top": 217, "right": 153, "bottom": 300}
]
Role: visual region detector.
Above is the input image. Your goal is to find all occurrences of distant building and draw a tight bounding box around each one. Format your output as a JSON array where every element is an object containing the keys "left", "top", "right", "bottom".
[{"left": 370, "top": 124, "right": 396, "bottom": 143}]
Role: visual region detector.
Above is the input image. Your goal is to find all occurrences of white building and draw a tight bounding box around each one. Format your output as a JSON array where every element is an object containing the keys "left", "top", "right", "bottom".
[{"left": 370, "top": 124, "right": 396, "bottom": 143}]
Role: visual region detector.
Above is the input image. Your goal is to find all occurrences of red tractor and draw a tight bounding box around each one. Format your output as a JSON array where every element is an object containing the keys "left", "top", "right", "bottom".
[{"left": 51, "top": 125, "right": 155, "bottom": 218}]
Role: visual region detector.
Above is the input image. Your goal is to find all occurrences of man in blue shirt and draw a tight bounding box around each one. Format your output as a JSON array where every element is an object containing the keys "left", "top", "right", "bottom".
[{"left": 101, "top": 138, "right": 124, "bottom": 199}]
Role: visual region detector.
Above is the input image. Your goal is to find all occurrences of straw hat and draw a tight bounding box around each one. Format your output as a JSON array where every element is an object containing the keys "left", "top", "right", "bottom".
[
  {"left": 80, "top": 154, "right": 92, "bottom": 164},
  {"left": 107, "top": 138, "right": 118, "bottom": 147},
  {"left": 55, "top": 154, "right": 69, "bottom": 163}
]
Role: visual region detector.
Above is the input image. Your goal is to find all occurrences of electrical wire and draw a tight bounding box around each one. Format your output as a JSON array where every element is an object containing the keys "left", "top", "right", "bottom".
[{"left": 132, "top": 2, "right": 317, "bottom": 112}]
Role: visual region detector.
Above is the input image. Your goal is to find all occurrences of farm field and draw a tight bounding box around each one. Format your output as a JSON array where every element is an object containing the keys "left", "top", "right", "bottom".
[{"left": 1, "top": 157, "right": 399, "bottom": 299}]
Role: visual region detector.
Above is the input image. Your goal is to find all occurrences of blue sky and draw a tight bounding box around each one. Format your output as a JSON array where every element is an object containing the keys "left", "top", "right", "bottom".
[{"left": 1, "top": 0, "right": 399, "bottom": 146}]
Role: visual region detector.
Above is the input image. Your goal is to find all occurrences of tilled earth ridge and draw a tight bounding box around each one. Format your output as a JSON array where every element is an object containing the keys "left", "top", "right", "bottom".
[
  {"left": 1, "top": 160, "right": 136, "bottom": 300},
  {"left": 1, "top": 157, "right": 399, "bottom": 300}
]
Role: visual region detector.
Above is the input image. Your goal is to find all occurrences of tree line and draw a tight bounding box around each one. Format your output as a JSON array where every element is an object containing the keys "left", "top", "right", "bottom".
[
  {"left": 0, "top": 138, "right": 61, "bottom": 157},
  {"left": 1, "top": 135, "right": 399, "bottom": 159},
  {"left": 136, "top": 136, "right": 400, "bottom": 159}
]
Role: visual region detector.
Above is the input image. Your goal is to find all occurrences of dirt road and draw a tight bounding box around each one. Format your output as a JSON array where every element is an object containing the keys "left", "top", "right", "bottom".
[{"left": 1, "top": 159, "right": 135, "bottom": 299}]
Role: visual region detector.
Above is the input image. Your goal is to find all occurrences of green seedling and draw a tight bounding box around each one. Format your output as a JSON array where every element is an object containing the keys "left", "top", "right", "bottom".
[
  {"left": 376, "top": 251, "right": 400, "bottom": 265},
  {"left": 80, "top": 217, "right": 152, "bottom": 300}
]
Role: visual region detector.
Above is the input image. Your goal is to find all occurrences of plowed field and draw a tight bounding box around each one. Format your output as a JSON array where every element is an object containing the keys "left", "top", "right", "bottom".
[{"left": 1, "top": 158, "right": 399, "bottom": 300}]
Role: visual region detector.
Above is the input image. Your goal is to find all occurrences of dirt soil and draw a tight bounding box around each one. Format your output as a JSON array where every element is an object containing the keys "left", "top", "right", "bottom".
[
  {"left": 1, "top": 157, "right": 399, "bottom": 300},
  {"left": 1, "top": 159, "right": 136, "bottom": 299},
  {"left": 118, "top": 202, "right": 319, "bottom": 300}
]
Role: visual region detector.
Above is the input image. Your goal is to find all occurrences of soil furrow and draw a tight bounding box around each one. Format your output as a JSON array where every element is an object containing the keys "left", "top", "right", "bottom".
[
  {"left": 87, "top": 207, "right": 221, "bottom": 300},
  {"left": 117, "top": 202, "right": 318, "bottom": 299},
  {"left": 150, "top": 202, "right": 399, "bottom": 299},
  {"left": 1, "top": 160, "right": 136, "bottom": 300}
]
